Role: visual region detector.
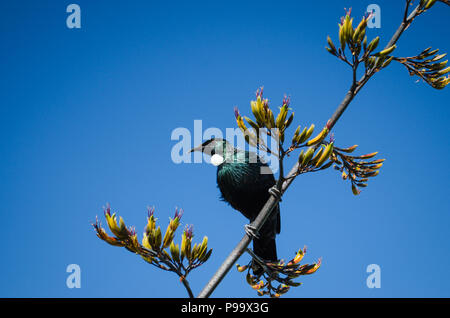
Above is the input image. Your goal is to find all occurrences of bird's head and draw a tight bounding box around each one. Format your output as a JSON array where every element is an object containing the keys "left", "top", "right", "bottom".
[{"left": 189, "top": 138, "right": 233, "bottom": 166}]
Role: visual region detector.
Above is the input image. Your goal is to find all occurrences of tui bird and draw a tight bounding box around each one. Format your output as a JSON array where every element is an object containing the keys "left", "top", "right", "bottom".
[{"left": 190, "top": 138, "right": 280, "bottom": 268}]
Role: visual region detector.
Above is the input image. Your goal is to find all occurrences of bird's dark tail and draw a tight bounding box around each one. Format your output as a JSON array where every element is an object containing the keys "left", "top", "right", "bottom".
[
  {"left": 252, "top": 236, "right": 277, "bottom": 276},
  {"left": 253, "top": 203, "right": 279, "bottom": 260},
  {"left": 251, "top": 204, "right": 280, "bottom": 276},
  {"left": 253, "top": 236, "right": 277, "bottom": 261}
]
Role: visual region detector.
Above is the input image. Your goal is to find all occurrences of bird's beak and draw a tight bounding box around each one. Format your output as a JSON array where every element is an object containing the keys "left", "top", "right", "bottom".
[{"left": 189, "top": 144, "right": 204, "bottom": 153}]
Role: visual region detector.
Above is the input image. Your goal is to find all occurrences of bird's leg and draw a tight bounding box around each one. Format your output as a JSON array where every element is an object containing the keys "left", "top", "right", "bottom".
[
  {"left": 268, "top": 186, "right": 282, "bottom": 202},
  {"left": 244, "top": 223, "right": 260, "bottom": 239}
]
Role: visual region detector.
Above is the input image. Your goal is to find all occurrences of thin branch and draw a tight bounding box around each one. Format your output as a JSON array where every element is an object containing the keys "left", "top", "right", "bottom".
[
  {"left": 181, "top": 277, "right": 195, "bottom": 298},
  {"left": 197, "top": 1, "right": 426, "bottom": 298},
  {"left": 404, "top": 0, "right": 412, "bottom": 23}
]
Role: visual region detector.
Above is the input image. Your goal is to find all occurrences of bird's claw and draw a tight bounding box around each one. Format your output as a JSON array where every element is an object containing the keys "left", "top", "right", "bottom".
[
  {"left": 244, "top": 224, "right": 260, "bottom": 239},
  {"left": 268, "top": 186, "right": 282, "bottom": 201}
]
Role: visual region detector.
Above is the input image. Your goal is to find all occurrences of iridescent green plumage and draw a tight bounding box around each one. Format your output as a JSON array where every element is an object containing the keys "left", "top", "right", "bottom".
[{"left": 191, "top": 138, "right": 280, "bottom": 262}]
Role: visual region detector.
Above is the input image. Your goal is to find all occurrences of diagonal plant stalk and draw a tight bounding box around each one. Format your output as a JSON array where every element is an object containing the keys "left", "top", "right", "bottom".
[{"left": 197, "top": 1, "right": 432, "bottom": 298}]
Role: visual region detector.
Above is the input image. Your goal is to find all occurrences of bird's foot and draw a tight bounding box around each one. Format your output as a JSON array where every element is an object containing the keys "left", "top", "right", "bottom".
[
  {"left": 268, "top": 186, "right": 282, "bottom": 201},
  {"left": 244, "top": 224, "right": 260, "bottom": 240}
]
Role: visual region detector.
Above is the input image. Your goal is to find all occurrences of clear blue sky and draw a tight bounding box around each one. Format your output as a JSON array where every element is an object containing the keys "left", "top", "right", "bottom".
[{"left": 0, "top": 0, "right": 449, "bottom": 298}]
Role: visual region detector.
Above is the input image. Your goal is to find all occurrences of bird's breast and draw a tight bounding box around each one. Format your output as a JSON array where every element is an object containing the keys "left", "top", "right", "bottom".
[{"left": 216, "top": 161, "right": 275, "bottom": 220}]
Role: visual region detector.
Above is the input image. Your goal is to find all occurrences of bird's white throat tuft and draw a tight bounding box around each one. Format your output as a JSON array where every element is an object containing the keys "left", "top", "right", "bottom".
[{"left": 210, "top": 154, "right": 225, "bottom": 166}]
